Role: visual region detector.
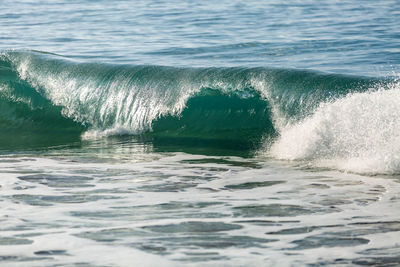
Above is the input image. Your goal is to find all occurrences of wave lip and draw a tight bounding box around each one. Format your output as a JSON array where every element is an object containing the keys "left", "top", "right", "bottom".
[{"left": 270, "top": 82, "right": 400, "bottom": 175}]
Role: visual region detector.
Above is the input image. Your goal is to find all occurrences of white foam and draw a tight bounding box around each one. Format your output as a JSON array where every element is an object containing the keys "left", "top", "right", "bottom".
[
  {"left": 270, "top": 82, "right": 400, "bottom": 174},
  {"left": 1, "top": 152, "right": 399, "bottom": 266},
  {"left": 81, "top": 127, "right": 136, "bottom": 140}
]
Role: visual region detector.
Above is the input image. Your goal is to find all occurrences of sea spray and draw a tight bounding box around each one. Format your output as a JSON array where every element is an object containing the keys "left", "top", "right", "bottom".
[{"left": 270, "top": 81, "right": 400, "bottom": 174}]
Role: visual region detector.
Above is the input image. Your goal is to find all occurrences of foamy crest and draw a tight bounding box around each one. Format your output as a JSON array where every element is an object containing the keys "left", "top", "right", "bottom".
[{"left": 270, "top": 82, "right": 400, "bottom": 174}]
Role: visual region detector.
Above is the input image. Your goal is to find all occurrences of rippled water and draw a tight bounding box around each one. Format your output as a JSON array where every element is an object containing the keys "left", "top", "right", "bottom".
[
  {"left": 2, "top": 0, "right": 399, "bottom": 75},
  {"left": 1, "top": 0, "right": 400, "bottom": 266},
  {"left": 1, "top": 141, "right": 400, "bottom": 266}
]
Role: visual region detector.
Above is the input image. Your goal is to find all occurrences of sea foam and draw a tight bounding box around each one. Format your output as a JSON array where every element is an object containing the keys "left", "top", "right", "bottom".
[{"left": 270, "top": 81, "right": 400, "bottom": 174}]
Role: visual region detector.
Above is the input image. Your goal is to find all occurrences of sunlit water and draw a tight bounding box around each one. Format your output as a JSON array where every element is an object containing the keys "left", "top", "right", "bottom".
[{"left": 1, "top": 0, "right": 400, "bottom": 266}]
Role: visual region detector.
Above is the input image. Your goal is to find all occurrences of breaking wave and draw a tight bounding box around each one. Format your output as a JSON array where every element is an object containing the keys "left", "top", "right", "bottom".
[{"left": 1, "top": 50, "right": 399, "bottom": 174}]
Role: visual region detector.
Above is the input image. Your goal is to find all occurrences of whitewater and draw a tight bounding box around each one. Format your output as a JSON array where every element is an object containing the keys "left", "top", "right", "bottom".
[{"left": 1, "top": 0, "right": 400, "bottom": 266}]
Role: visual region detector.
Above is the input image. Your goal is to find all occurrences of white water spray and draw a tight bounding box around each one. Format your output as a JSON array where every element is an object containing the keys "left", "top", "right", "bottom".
[{"left": 270, "top": 82, "right": 400, "bottom": 174}]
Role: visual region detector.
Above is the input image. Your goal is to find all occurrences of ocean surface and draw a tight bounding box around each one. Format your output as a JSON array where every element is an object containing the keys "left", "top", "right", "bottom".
[{"left": 1, "top": 0, "right": 400, "bottom": 266}]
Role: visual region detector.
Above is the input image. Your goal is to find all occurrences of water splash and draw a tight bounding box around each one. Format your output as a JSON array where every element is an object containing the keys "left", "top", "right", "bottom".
[{"left": 270, "top": 81, "right": 400, "bottom": 174}]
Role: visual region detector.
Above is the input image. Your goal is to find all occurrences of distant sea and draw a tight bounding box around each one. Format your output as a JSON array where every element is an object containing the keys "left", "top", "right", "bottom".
[{"left": 1, "top": 0, "right": 399, "bottom": 266}]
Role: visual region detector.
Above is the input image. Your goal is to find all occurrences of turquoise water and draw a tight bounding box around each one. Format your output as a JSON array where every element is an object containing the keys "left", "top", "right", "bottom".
[{"left": 1, "top": 1, "right": 400, "bottom": 266}]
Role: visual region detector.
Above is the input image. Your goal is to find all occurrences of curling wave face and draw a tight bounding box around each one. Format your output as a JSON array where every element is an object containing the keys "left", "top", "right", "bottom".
[{"left": 1, "top": 50, "right": 399, "bottom": 174}]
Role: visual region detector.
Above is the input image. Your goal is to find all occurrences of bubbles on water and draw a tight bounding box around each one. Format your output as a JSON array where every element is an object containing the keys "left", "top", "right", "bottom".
[{"left": 0, "top": 151, "right": 399, "bottom": 266}]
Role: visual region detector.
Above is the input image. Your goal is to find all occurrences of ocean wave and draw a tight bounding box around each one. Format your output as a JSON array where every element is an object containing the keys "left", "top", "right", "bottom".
[{"left": 2, "top": 50, "right": 398, "bottom": 174}]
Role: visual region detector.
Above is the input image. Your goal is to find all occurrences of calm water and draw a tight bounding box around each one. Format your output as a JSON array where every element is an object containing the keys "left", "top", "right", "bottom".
[
  {"left": 1, "top": 0, "right": 400, "bottom": 266},
  {"left": 2, "top": 0, "right": 399, "bottom": 74}
]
